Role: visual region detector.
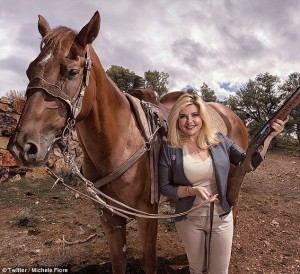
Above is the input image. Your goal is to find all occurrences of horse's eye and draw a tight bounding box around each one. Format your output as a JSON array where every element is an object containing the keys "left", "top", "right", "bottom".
[{"left": 69, "top": 69, "right": 79, "bottom": 77}]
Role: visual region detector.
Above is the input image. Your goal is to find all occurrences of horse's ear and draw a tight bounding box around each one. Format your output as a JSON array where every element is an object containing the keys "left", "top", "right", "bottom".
[
  {"left": 75, "top": 11, "right": 100, "bottom": 47},
  {"left": 38, "top": 15, "right": 52, "bottom": 37}
]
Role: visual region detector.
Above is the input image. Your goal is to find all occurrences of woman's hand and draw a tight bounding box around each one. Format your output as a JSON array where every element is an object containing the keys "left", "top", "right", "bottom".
[
  {"left": 178, "top": 185, "right": 219, "bottom": 202},
  {"left": 270, "top": 117, "right": 289, "bottom": 137},
  {"left": 189, "top": 186, "right": 219, "bottom": 202},
  {"left": 190, "top": 186, "right": 210, "bottom": 199}
]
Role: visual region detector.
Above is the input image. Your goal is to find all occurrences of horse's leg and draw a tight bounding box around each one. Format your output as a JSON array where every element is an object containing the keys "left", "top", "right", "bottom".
[
  {"left": 232, "top": 197, "right": 240, "bottom": 227},
  {"left": 136, "top": 217, "right": 158, "bottom": 274},
  {"left": 99, "top": 214, "right": 127, "bottom": 274}
]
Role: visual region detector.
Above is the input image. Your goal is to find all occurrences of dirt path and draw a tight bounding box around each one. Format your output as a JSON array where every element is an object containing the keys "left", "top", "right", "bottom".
[{"left": 0, "top": 150, "right": 299, "bottom": 273}]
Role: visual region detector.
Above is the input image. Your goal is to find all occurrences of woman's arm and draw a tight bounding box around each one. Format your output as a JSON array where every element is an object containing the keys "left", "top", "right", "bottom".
[
  {"left": 258, "top": 118, "right": 288, "bottom": 158},
  {"left": 158, "top": 144, "right": 179, "bottom": 201},
  {"left": 228, "top": 118, "right": 288, "bottom": 167}
]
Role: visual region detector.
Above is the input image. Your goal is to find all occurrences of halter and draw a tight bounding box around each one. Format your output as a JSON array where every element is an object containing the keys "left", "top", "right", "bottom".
[
  {"left": 24, "top": 46, "right": 92, "bottom": 163},
  {"left": 25, "top": 46, "right": 92, "bottom": 120}
]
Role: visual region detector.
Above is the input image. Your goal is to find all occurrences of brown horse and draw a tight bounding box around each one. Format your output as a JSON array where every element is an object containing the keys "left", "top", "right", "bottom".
[
  {"left": 8, "top": 11, "right": 159, "bottom": 274},
  {"left": 8, "top": 11, "right": 248, "bottom": 274}
]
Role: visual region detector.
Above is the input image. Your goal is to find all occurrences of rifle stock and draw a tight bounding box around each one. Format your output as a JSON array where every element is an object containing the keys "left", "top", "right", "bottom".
[{"left": 227, "top": 86, "right": 300, "bottom": 206}]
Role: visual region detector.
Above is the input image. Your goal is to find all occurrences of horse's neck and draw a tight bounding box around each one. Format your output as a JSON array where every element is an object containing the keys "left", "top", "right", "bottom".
[
  {"left": 78, "top": 63, "right": 135, "bottom": 155},
  {"left": 97, "top": 75, "right": 129, "bottom": 134}
]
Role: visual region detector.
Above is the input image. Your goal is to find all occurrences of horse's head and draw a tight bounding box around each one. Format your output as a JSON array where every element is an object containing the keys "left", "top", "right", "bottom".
[{"left": 8, "top": 11, "right": 100, "bottom": 167}]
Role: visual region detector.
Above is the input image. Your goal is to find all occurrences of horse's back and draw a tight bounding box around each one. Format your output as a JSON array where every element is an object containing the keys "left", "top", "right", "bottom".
[
  {"left": 159, "top": 91, "right": 185, "bottom": 119},
  {"left": 128, "top": 88, "right": 159, "bottom": 106},
  {"left": 207, "top": 102, "right": 248, "bottom": 149},
  {"left": 160, "top": 91, "right": 185, "bottom": 108}
]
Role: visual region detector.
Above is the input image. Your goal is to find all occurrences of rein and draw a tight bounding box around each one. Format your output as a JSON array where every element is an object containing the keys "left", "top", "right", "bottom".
[
  {"left": 45, "top": 117, "right": 215, "bottom": 220},
  {"left": 46, "top": 164, "right": 214, "bottom": 220}
]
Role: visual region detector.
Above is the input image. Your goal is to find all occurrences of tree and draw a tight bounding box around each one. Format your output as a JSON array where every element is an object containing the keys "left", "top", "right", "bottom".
[
  {"left": 199, "top": 83, "right": 217, "bottom": 102},
  {"left": 144, "top": 70, "right": 169, "bottom": 96},
  {"left": 106, "top": 65, "right": 136, "bottom": 92},
  {"left": 183, "top": 85, "right": 198, "bottom": 95},
  {"left": 279, "top": 72, "right": 300, "bottom": 143},
  {"left": 224, "top": 94, "right": 249, "bottom": 123},
  {"left": 5, "top": 90, "right": 25, "bottom": 100},
  {"left": 224, "top": 73, "right": 283, "bottom": 137}
]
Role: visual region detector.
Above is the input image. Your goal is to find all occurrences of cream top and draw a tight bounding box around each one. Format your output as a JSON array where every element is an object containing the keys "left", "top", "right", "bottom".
[{"left": 182, "top": 146, "right": 225, "bottom": 216}]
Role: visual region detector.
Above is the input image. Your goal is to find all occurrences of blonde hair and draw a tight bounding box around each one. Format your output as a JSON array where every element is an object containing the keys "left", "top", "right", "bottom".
[{"left": 167, "top": 93, "right": 220, "bottom": 149}]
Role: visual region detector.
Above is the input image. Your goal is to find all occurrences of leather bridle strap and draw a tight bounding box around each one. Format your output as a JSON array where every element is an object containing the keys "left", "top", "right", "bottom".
[
  {"left": 72, "top": 47, "right": 92, "bottom": 118},
  {"left": 93, "top": 142, "right": 150, "bottom": 189},
  {"left": 26, "top": 76, "right": 73, "bottom": 110},
  {"left": 25, "top": 46, "right": 92, "bottom": 120},
  {"left": 93, "top": 127, "right": 160, "bottom": 189}
]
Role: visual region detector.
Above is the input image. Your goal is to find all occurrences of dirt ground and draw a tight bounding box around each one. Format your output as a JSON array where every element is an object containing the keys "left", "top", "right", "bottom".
[{"left": 0, "top": 149, "right": 299, "bottom": 274}]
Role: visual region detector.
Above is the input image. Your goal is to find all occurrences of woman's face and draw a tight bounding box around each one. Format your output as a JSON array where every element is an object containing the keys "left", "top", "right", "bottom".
[{"left": 177, "top": 104, "right": 203, "bottom": 138}]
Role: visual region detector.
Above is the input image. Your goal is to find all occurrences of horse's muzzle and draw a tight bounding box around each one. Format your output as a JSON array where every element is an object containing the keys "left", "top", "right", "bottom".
[{"left": 7, "top": 137, "right": 47, "bottom": 168}]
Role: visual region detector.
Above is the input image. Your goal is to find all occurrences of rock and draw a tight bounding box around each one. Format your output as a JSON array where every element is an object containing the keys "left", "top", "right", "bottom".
[
  {"left": 0, "top": 113, "right": 17, "bottom": 136},
  {"left": 12, "top": 98, "right": 25, "bottom": 114},
  {"left": 9, "top": 174, "right": 22, "bottom": 183},
  {"left": 0, "top": 102, "right": 13, "bottom": 112},
  {"left": 0, "top": 136, "right": 9, "bottom": 149},
  {"left": 270, "top": 219, "right": 279, "bottom": 227},
  {"left": 0, "top": 168, "right": 9, "bottom": 182},
  {"left": 25, "top": 167, "right": 49, "bottom": 178},
  {"left": 0, "top": 149, "right": 17, "bottom": 166}
]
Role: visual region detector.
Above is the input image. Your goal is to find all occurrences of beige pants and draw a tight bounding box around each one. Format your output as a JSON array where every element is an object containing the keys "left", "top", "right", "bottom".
[{"left": 175, "top": 212, "right": 233, "bottom": 274}]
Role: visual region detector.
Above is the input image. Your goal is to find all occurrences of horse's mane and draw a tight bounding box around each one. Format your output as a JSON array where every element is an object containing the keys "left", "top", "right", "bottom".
[{"left": 40, "top": 26, "right": 77, "bottom": 52}]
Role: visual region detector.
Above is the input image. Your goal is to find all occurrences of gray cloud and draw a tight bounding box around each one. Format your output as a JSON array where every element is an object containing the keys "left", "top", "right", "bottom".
[
  {"left": 0, "top": 56, "right": 29, "bottom": 75},
  {"left": 172, "top": 38, "right": 209, "bottom": 70},
  {"left": 18, "top": 23, "right": 42, "bottom": 53},
  {"left": 1, "top": 0, "right": 300, "bottom": 98}
]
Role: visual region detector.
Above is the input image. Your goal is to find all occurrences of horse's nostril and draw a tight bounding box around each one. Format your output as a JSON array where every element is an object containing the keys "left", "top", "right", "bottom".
[{"left": 26, "top": 142, "right": 38, "bottom": 156}]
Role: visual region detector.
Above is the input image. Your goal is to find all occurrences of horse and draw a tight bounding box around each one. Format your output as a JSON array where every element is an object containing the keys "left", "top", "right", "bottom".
[
  {"left": 8, "top": 11, "right": 248, "bottom": 274},
  {"left": 128, "top": 88, "right": 160, "bottom": 106}
]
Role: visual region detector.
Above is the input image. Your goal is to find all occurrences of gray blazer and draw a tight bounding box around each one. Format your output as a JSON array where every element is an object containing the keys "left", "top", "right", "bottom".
[{"left": 158, "top": 133, "right": 247, "bottom": 221}]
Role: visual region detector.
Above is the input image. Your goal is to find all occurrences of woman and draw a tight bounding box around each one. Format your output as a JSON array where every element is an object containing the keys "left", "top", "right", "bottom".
[{"left": 158, "top": 93, "right": 287, "bottom": 274}]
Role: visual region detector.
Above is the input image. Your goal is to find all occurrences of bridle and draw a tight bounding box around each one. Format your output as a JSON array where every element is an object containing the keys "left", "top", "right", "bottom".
[
  {"left": 26, "top": 46, "right": 92, "bottom": 120},
  {"left": 24, "top": 46, "right": 92, "bottom": 161}
]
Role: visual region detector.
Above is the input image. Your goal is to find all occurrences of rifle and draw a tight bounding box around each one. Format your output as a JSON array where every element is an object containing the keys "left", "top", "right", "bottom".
[{"left": 227, "top": 86, "right": 300, "bottom": 206}]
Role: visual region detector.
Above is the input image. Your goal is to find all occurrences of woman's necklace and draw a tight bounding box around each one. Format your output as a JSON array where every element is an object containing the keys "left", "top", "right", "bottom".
[{"left": 187, "top": 141, "right": 201, "bottom": 155}]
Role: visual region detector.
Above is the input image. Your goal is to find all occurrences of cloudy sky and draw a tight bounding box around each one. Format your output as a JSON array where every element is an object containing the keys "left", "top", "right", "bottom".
[{"left": 0, "top": 0, "right": 300, "bottom": 98}]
